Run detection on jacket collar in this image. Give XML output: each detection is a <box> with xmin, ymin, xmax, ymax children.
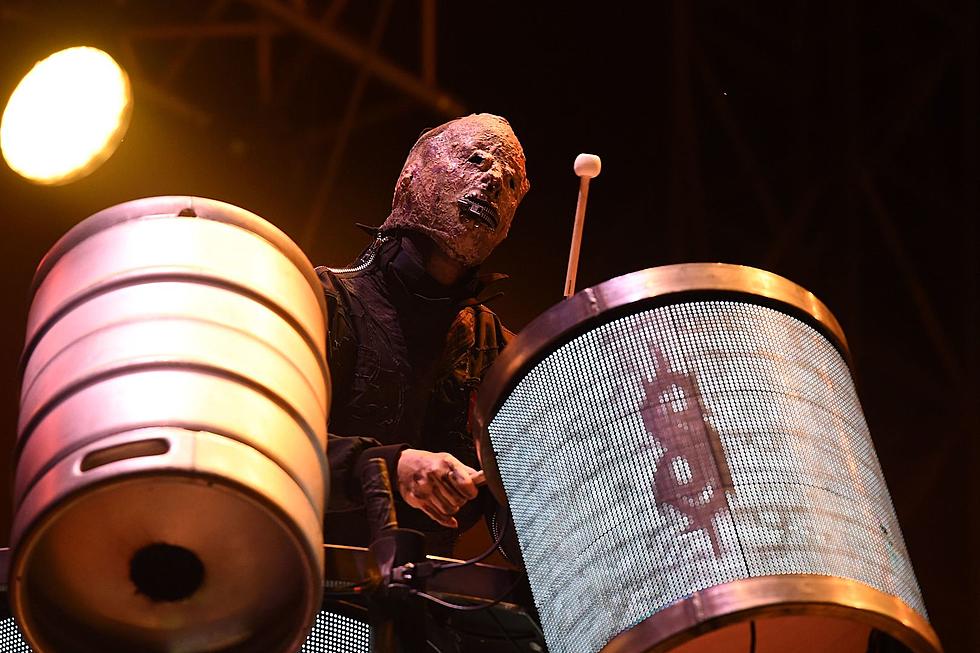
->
<box><xmin>356</xmin><ymin>228</ymin><xmax>507</xmax><ymax>308</ymax></box>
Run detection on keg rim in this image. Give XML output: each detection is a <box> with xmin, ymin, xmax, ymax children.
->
<box><xmin>30</xmin><ymin>196</ymin><xmax>325</xmax><ymax>319</ymax></box>
<box><xmin>9</xmin><ymin>468</ymin><xmax>323</xmax><ymax>653</ymax></box>
<box><xmin>599</xmin><ymin>573</ymin><xmax>942</xmax><ymax>653</ymax></box>
<box><xmin>474</xmin><ymin>263</ymin><xmax>848</xmax><ymax>505</ymax></box>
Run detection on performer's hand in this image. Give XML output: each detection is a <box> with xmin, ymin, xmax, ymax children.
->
<box><xmin>396</xmin><ymin>449</ymin><xmax>480</xmax><ymax>528</ymax></box>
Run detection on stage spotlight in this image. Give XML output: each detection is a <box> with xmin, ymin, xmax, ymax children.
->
<box><xmin>1</xmin><ymin>46</ymin><xmax>132</xmax><ymax>186</ymax></box>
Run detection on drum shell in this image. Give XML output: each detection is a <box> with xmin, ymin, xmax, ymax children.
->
<box><xmin>12</xmin><ymin>196</ymin><xmax>329</xmax><ymax>653</ymax></box>
<box><xmin>474</xmin><ymin>264</ymin><xmax>942</xmax><ymax>653</ymax></box>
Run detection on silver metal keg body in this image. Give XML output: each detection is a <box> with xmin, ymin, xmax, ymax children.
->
<box><xmin>12</xmin><ymin>197</ymin><xmax>329</xmax><ymax>653</ymax></box>
<box><xmin>475</xmin><ymin>264</ymin><xmax>942</xmax><ymax>653</ymax></box>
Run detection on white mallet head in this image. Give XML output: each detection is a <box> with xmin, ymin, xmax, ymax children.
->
<box><xmin>574</xmin><ymin>153</ymin><xmax>602</xmax><ymax>179</ymax></box>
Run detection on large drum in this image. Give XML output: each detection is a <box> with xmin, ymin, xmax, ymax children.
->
<box><xmin>11</xmin><ymin>197</ymin><xmax>329</xmax><ymax>652</ymax></box>
<box><xmin>474</xmin><ymin>264</ymin><xmax>942</xmax><ymax>653</ymax></box>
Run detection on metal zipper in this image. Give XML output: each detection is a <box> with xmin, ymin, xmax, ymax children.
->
<box><xmin>321</xmin><ymin>235</ymin><xmax>389</xmax><ymax>276</ymax></box>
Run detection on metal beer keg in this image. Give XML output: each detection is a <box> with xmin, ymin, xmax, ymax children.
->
<box><xmin>474</xmin><ymin>264</ymin><xmax>942</xmax><ymax>653</ymax></box>
<box><xmin>11</xmin><ymin>197</ymin><xmax>329</xmax><ymax>653</ymax></box>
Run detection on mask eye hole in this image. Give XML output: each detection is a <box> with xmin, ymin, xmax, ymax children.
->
<box><xmin>508</xmin><ymin>177</ymin><xmax>516</xmax><ymax>190</ymax></box>
<box><xmin>468</xmin><ymin>152</ymin><xmax>484</xmax><ymax>165</ymax></box>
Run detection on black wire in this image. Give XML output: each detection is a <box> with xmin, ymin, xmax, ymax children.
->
<box><xmin>408</xmin><ymin>573</ymin><xmax>525</xmax><ymax>612</ymax></box>
<box><xmin>527</xmin><ymin>615</ymin><xmax>545</xmax><ymax>642</ymax></box>
<box><xmin>435</xmin><ymin>509</ymin><xmax>512</xmax><ymax>572</ymax></box>
<box><xmin>526</xmin><ymin>614</ymin><xmax>546</xmax><ymax>642</ymax></box>
<box><xmin>325</xmin><ymin>509</ymin><xmax>511</xmax><ymax>598</ymax></box>
<box><xmin>749</xmin><ymin>620</ymin><xmax>756</xmax><ymax>653</ymax></box>
<box><xmin>432</xmin><ymin>624</ymin><xmax>536</xmax><ymax>643</ymax></box>
<box><xmin>329</xmin><ymin>598</ymin><xmax>370</xmax><ymax>615</ymax></box>
<box><xmin>487</xmin><ymin>604</ymin><xmax>524</xmax><ymax>653</ymax></box>
<box><xmin>322</xmin><ymin>580</ymin><xmax>375</xmax><ymax>597</ymax></box>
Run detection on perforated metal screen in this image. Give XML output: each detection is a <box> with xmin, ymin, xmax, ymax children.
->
<box><xmin>300</xmin><ymin>611</ymin><xmax>372</xmax><ymax>652</ymax></box>
<box><xmin>0</xmin><ymin>618</ymin><xmax>29</xmax><ymax>653</ymax></box>
<box><xmin>0</xmin><ymin>610</ymin><xmax>372</xmax><ymax>652</ymax></box>
<box><xmin>488</xmin><ymin>300</ymin><xmax>926</xmax><ymax>653</ymax></box>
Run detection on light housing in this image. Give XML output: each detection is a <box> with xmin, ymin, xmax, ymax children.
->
<box><xmin>1</xmin><ymin>46</ymin><xmax>132</xmax><ymax>185</ymax></box>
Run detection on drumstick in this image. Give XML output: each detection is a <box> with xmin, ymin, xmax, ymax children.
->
<box><xmin>564</xmin><ymin>153</ymin><xmax>602</xmax><ymax>298</ymax></box>
<box><xmin>472</xmin><ymin>470</ymin><xmax>486</xmax><ymax>487</ymax></box>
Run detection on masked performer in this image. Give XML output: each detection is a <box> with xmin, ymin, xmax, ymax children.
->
<box><xmin>319</xmin><ymin>113</ymin><xmax>529</xmax><ymax>555</ymax></box>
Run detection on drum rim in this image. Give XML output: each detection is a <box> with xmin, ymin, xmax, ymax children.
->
<box><xmin>597</xmin><ymin>573</ymin><xmax>942</xmax><ymax>653</ymax></box>
<box><xmin>474</xmin><ymin>263</ymin><xmax>848</xmax><ymax>505</ymax></box>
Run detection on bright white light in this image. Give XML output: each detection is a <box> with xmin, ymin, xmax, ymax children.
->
<box><xmin>1</xmin><ymin>46</ymin><xmax>132</xmax><ymax>185</ymax></box>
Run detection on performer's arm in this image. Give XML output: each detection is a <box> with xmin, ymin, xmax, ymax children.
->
<box><xmin>320</xmin><ymin>271</ymin><xmax>478</xmax><ymax>525</ymax></box>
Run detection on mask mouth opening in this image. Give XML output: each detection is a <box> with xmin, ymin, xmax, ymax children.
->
<box><xmin>457</xmin><ymin>196</ymin><xmax>500</xmax><ymax>230</ymax></box>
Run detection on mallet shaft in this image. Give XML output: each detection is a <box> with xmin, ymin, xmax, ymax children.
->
<box><xmin>564</xmin><ymin>176</ymin><xmax>592</xmax><ymax>298</ymax></box>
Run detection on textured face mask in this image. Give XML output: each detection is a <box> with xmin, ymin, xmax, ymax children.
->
<box><xmin>381</xmin><ymin>113</ymin><xmax>530</xmax><ymax>267</ymax></box>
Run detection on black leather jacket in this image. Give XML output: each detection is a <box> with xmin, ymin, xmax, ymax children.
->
<box><xmin>317</xmin><ymin>234</ymin><xmax>510</xmax><ymax>555</ymax></box>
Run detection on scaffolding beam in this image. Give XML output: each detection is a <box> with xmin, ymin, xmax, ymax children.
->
<box><xmin>242</xmin><ymin>0</ymin><xmax>464</xmax><ymax>117</ymax></box>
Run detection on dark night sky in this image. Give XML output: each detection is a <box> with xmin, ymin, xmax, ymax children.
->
<box><xmin>0</xmin><ymin>2</ymin><xmax>976</xmax><ymax>651</ymax></box>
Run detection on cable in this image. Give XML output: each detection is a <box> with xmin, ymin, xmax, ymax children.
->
<box><xmin>487</xmin><ymin>604</ymin><xmax>524</xmax><ymax>653</ymax></box>
<box><xmin>322</xmin><ymin>579</ymin><xmax>375</xmax><ymax>597</ymax></box>
<box><xmin>433</xmin><ymin>624</ymin><xmax>536</xmax><ymax>643</ymax></box>
<box><xmin>331</xmin><ymin>599</ymin><xmax>370</xmax><ymax>615</ymax></box>
<box><xmin>408</xmin><ymin>573</ymin><xmax>525</xmax><ymax>612</ymax></box>
<box><xmin>525</xmin><ymin>613</ymin><xmax>546</xmax><ymax>642</ymax></box>
<box><xmin>435</xmin><ymin>509</ymin><xmax>512</xmax><ymax>572</ymax></box>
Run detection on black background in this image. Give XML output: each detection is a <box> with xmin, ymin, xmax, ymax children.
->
<box><xmin>0</xmin><ymin>2</ymin><xmax>975</xmax><ymax>651</ymax></box>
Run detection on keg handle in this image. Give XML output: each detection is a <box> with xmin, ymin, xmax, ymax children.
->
<box><xmin>79</xmin><ymin>438</ymin><xmax>171</xmax><ymax>472</ymax></box>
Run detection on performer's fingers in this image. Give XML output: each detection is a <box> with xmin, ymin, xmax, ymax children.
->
<box><xmin>406</xmin><ymin>484</ymin><xmax>457</xmax><ymax>528</ymax></box>
<box><xmin>445</xmin><ymin>467</ymin><xmax>480</xmax><ymax>501</ymax></box>
<box><xmin>440</xmin><ymin>468</ymin><xmax>469</xmax><ymax>502</ymax></box>
<box><xmin>420</xmin><ymin>502</ymin><xmax>458</xmax><ymax>529</ymax></box>
<box><xmin>427</xmin><ymin>480</ymin><xmax>463</xmax><ymax>516</ymax></box>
